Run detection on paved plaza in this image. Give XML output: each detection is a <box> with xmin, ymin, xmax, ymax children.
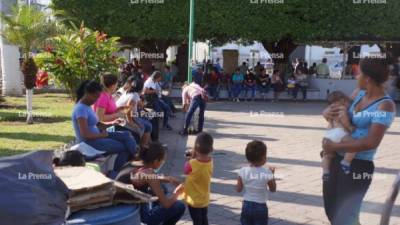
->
<box><xmin>159</xmin><ymin>100</ymin><xmax>400</xmax><ymax>225</ymax></box>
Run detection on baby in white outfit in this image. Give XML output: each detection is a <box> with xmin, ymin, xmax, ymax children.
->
<box><xmin>322</xmin><ymin>91</ymin><xmax>355</xmax><ymax>179</ymax></box>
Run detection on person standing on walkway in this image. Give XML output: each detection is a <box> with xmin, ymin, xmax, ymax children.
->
<box><xmin>236</xmin><ymin>140</ymin><xmax>276</xmax><ymax>225</ymax></box>
<box><xmin>179</xmin><ymin>82</ymin><xmax>208</xmax><ymax>136</ymax></box>
<box><xmin>322</xmin><ymin>57</ymin><xmax>396</xmax><ymax>225</ymax></box>
<box><xmin>182</xmin><ymin>132</ymin><xmax>214</xmax><ymax>225</ymax></box>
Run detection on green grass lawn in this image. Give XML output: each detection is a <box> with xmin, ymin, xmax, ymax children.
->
<box><xmin>0</xmin><ymin>93</ymin><xmax>75</xmax><ymax>157</ymax></box>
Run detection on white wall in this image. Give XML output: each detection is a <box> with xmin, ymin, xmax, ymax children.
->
<box><xmin>1</xmin><ymin>42</ymin><xmax>23</xmax><ymax>96</ymax></box>
<box><xmin>1</xmin><ymin>0</ymin><xmax>23</xmax><ymax>96</ymax></box>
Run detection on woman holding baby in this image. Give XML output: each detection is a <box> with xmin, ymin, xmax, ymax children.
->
<box><xmin>322</xmin><ymin>57</ymin><xmax>396</xmax><ymax>225</ymax></box>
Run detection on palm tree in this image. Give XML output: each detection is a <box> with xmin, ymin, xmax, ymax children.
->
<box><xmin>1</xmin><ymin>4</ymin><xmax>55</xmax><ymax>124</ymax></box>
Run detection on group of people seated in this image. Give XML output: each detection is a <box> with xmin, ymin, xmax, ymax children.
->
<box><xmin>70</xmin><ymin>69</ymin><xmax>188</xmax><ymax>224</ymax></box>
<box><xmin>192</xmin><ymin>60</ymin><xmax>311</xmax><ymax>102</ymax></box>
<box><xmin>71</xmin><ymin>69</ymin><xmax>178</xmax><ymax>172</ymax></box>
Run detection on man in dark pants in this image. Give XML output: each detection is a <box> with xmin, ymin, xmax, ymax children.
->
<box><xmin>179</xmin><ymin>82</ymin><xmax>207</xmax><ymax>135</ymax></box>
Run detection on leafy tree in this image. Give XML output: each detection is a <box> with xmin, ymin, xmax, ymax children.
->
<box><xmin>1</xmin><ymin>4</ymin><xmax>56</xmax><ymax>124</ymax></box>
<box><xmin>34</xmin><ymin>23</ymin><xmax>126</xmax><ymax>99</ymax></box>
<box><xmin>52</xmin><ymin>0</ymin><xmax>400</xmax><ymax>76</ymax></box>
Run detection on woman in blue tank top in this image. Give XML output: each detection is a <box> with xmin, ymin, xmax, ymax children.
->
<box><xmin>322</xmin><ymin>57</ymin><xmax>396</xmax><ymax>225</ymax></box>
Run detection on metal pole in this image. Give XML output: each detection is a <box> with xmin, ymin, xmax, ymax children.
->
<box><xmin>208</xmin><ymin>40</ymin><xmax>212</xmax><ymax>62</ymax></box>
<box><xmin>187</xmin><ymin>0</ymin><xmax>195</xmax><ymax>83</ymax></box>
<box><xmin>380</xmin><ymin>172</ymin><xmax>400</xmax><ymax>225</ymax></box>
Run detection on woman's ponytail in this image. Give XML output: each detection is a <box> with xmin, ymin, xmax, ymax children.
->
<box><xmin>76</xmin><ymin>80</ymin><xmax>90</xmax><ymax>102</ymax></box>
<box><xmin>75</xmin><ymin>80</ymin><xmax>103</xmax><ymax>103</ymax></box>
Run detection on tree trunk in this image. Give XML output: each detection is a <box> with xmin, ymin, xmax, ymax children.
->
<box><xmin>383</xmin><ymin>43</ymin><xmax>400</xmax><ymax>64</ymax></box>
<box><xmin>21</xmin><ymin>58</ymin><xmax>37</xmax><ymax>124</ymax></box>
<box><xmin>26</xmin><ymin>89</ymin><xmax>33</xmax><ymax>124</ymax></box>
<box><xmin>176</xmin><ymin>43</ymin><xmax>188</xmax><ymax>82</ymax></box>
<box><xmin>261</xmin><ymin>37</ymin><xmax>297</xmax><ymax>78</ymax></box>
<box><xmin>121</xmin><ymin>38</ymin><xmax>171</xmax><ymax>74</ymax></box>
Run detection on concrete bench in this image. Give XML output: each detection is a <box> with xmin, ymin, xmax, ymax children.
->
<box><xmin>169</xmin><ymin>87</ymin><xmax>322</xmax><ymax>100</ymax></box>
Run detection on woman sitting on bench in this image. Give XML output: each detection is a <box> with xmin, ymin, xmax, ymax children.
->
<box><xmin>94</xmin><ymin>72</ymin><xmax>142</xmax><ymax>143</ymax></box>
<box><xmin>116</xmin><ymin>76</ymin><xmax>153</xmax><ymax>147</ymax></box>
<box><xmin>72</xmin><ymin>80</ymin><xmax>137</xmax><ymax>175</ymax></box>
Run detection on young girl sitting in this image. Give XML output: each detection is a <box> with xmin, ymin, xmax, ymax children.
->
<box><xmin>181</xmin><ymin>132</ymin><xmax>214</xmax><ymax>225</ymax></box>
<box><xmin>322</xmin><ymin>91</ymin><xmax>355</xmax><ymax>180</ymax></box>
<box><xmin>236</xmin><ymin>140</ymin><xmax>276</xmax><ymax>225</ymax></box>
<box><xmin>130</xmin><ymin>142</ymin><xmax>185</xmax><ymax>225</ymax></box>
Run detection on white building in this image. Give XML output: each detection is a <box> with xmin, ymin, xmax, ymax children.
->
<box><xmin>1</xmin><ymin>0</ymin><xmax>23</xmax><ymax>96</ymax></box>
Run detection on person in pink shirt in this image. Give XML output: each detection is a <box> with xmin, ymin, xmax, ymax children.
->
<box><xmin>93</xmin><ymin>73</ymin><xmax>128</xmax><ymax>123</ymax></box>
<box><xmin>94</xmin><ymin>73</ymin><xmax>141</xmax><ymax>143</ymax></box>
<box><xmin>179</xmin><ymin>82</ymin><xmax>208</xmax><ymax>136</ymax></box>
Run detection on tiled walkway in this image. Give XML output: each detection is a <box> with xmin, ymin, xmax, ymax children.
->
<box><xmin>160</xmin><ymin>100</ymin><xmax>400</xmax><ymax>225</ymax></box>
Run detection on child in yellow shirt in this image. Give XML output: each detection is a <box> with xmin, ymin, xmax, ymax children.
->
<box><xmin>181</xmin><ymin>132</ymin><xmax>214</xmax><ymax>225</ymax></box>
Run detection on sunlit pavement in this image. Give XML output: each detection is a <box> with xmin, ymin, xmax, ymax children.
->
<box><xmin>160</xmin><ymin>100</ymin><xmax>400</xmax><ymax>225</ymax></box>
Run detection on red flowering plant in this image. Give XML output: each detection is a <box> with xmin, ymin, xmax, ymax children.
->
<box><xmin>35</xmin><ymin>23</ymin><xmax>125</xmax><ymax>99</ymax></box>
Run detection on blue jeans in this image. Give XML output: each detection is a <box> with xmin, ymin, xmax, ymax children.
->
<box><xmin>220</xmin><ymin>83</ymin><xmax>232</xmax><ymax>99</ymax></box>
<box><xmin>258</xmin><ymin>85</ymin><xmax>270</xmax><ymax>95</ymax></box>
<box><xmin>207</xmin><ymin>84</ymin><xmax>219</xmax><ymax>100</ymax></box>
<box><xmin>140</xmin><ymin>200</ymin><xmax>185</xmax><ymax>225</ymax></box>
<box><xmin>136</xmin><ymin>117</ymin><xmax>152</xmax><ymax>133</ymax></box>
<box><xmin>232</xmin><ymin>83</ymin><xmax>243</xmax><ymax>98</ymax></box>
<box><xmin>244</xmin><ymin>84</ymin><xmax>256</xmax><ymax>99</ymax></box>
<box><xmin>153</xmin><ymin>98</ymin><xmax>171</xmax><ymax>126</ymax></box>
<box><xmin>323</xmin><ymin>154</ymin><xmax>374</xmax><ymax>225</ymax></box>
<box><xmin>293</xmin><ymin>84</ymin><xmax>307</xmax><ymax>100</ymax></box>
<box><xmin>241</xmin><ymin>201</ymin><xmax>269</xmax><ymax>225</ymax></box>
<box><xmin>184</xmin><ymin>95</ymin><xmax>206</xmax><ymax>132</ymax></box>
<box><xmin>84</xmin><ymin>131</ymin><xmax>137</xmax><ymax>172</ymax></box>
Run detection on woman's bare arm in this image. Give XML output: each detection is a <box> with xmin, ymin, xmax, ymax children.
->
<box><xmin>323</xmin><ymin>101</ymin><xmax>395</xmax><ymax>153</ymax></box>
<box><xmin>96</xmin><ymin>107</ymin><xmax>121</xmax><ymax>123</ymax></box>
<box><xmin>77</xmin><ymin>118</ymin><xmax>108</xmax><ymax>140</ymax></box>
<box><xmin>147</xmin><ymin>177</ymin><xmax>182</xmax><ymax>209</ymax></box>
<box><xmin>324</xmin><ymin>124</ymin><xmax>387</xmax><ymax>153</ymax></box>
